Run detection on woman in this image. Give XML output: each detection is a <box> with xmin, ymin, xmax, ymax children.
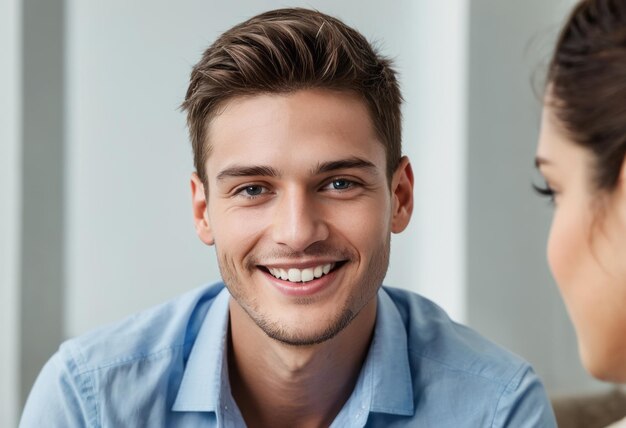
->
<box><xmin>535</xmin><ymin>0</ymin><xmax>626</xmax><ymax>412</ymax></box>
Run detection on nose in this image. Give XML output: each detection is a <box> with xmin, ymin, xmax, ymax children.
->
<box><xmin>271</xmin><ymin>187</ymin><xmax>329</xmax><ymax>252</ymax></box>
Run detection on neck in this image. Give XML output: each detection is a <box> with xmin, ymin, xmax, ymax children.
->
<box><xmin>228</xmin><ymin>298</ymin><xmax>377</xmax><ymax>428</ymax></box>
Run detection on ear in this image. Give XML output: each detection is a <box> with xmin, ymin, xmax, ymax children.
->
<box><xmin>611</xmin><ymin>155</ymin><xmax>626</xmax><ymax>227</ymax></box>
<box><xmin>390</xmin><ymin>156</ymin><xmax>414</xmax><ymax>233</ymax></box>
<box><xmin>191</xmin><ymin>173</ymin><xmax>214</xmax><ymax>246</ymax></box>
<box><xmin>620</xmin><ymin>155</ymin><xmax>626</xmax><ymax>194</ymax></box>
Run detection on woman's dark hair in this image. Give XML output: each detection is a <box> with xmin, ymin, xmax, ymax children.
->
<box><xmin>548</xmin><ymin>0</ymin><xmax>626</xmax><ymax>191</ymax></box>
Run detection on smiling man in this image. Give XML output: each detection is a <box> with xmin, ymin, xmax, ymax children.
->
<box><xmin>20</xmin><ymin>8</ymin><xmax>556</xmax><ymax>428</ymax></box>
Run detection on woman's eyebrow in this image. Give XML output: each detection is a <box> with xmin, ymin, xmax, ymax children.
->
<box><xmin>535</xmin><ymin>156</ymin><xmax>552</xmax><ymax>169</ymax></box>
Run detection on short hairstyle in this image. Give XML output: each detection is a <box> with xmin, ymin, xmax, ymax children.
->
<box><xmin>182</xmin><ymin>8</ymin><xmax>402</xmax><ymax>185</ymax></box>
<box><xmin>548</xmin><ymin>0</ymin><xmax>626</xmax><ymax>192</ymax></box>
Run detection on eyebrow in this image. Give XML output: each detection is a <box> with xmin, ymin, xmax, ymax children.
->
<box><xmin>311</xmin><ymin>157</ymin><xmax>377</xmax><ymax>175</ymax></box>
<box><xmin>216</xmin><ymin>165</ymin><xmax>279</xmax><ymax>181</ymax></box>
<box><xmin>216</xmin><ymin>157</ymin><xmax>378</xmax><ymax>182</ymax></box>
<box><xmin>534</xmin><ymin>156</ymin><xmax>551</xmax><ymax>169</ymax></box>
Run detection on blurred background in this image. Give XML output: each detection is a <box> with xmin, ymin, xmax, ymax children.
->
<box><xmin>1</xmin><ymin>0</ymin><xmax>612</xmax><ymax>425</ymax></box>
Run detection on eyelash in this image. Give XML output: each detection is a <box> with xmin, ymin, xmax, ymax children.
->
<box><xmin>532</xmin><ymin>182</ymin><xmax>555</xmax><ymax>203</ymax></box>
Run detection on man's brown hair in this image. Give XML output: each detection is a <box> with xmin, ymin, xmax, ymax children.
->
<box><xmin>182</xmin><ymin>8</ymin><xmax>402</xmax><ymax>185</ymax></box>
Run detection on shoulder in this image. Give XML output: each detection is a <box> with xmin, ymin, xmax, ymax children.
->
<box><xmin>20</xmin><ymin>282</ymin><xmax>228</xmax><ymax>427</ymax></box>
<box><xmin>62</xmin><ymin>281</ymin><xmax>227</xmax><ymax>373</ymax></box>
<box><xmin>381</xmin><ymin>286</ymin><xmax>556</xmax><ymax>426</ymax></box>
<box><xmin>383</xmin><ymin>285</ymin><xmax>526</xmax><ymax>382</ymax></box>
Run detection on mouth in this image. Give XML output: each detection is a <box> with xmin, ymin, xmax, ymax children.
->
<box><xmin>259</xmin><ymin>261</ymin><xmax>345</xmax><ymax>284</ymax></box>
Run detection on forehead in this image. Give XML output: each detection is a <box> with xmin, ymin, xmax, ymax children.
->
<box><xmin>537</xmin><ymin>105</ymin><xmax>600</xmax><ymax>192</ymax></box>
<box><xmin>205</xmin><ymin>89</ymin><xmax>384</xmax><ymax>170</ymax></box>
<box><xmin>537</xmin><ymin>106</ymin><xmax>573</xmax><ymax>158</ymax></box>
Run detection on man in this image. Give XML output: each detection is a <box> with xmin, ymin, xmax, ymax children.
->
<box><xmin>21</xmin><ymin>8</ymin><xmax>556</xmax><ymax>427</ymax></box>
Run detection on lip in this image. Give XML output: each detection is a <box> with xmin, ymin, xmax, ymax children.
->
<box><xmin>259</xmin><ymin>264</ymin><xmax>340</xmax><ymax>297</ymax></box>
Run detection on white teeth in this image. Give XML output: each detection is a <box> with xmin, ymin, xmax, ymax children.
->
<box><xmin>267</xmin><ymin>263</ymin><xmax>336</xmax><ymax>283</ymax></box>
<box><xmin>301</xmin><ymin>268</ymin><xmax>314</xmax><ymax>282</ymax></box>
<box><xmin>314</xmin><ymin>266</ymin><xmax>323</xmax><ymax>278</ymax></box>
<box><xmin>288</xmin><ymin>268</ymin><xmax>301</xmax><ymax>282</ymax></box>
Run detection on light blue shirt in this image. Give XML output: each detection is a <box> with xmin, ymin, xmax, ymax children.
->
<box><xmin>20</xmin><ymin>283</ymin><xmax>556</xmax><ymax>427</ymax></box>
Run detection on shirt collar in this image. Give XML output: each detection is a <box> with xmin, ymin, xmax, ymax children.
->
<box><xmin>171</xmin><ymin>286</ymin><xmax>414</xmax><ymax>418</ymax></box>
<box><xmin>172</xmin><ymin>287</ymin><xmax>231</xmax><ymax>412</ymax></box>
<box><xmin>329</xmin><ymin>288</ymin><xmax>415</xmax><ymax>427</ymax></box>
<box><xmin>366</xmin><ymin>287</ymin><xmax>414</xmax><ymax>415</ymax></box>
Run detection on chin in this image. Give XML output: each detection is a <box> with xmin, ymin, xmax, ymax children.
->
<box><xmin>580</xmin><ymin>341</ymin><xmax>626</xmax><ymax>383</ymax></box>
<box><xmin>261</xmin><ymin>309</ymin><xmax>355</xmax><ymax>347</ymax></box>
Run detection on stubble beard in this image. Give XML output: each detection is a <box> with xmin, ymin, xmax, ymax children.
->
<box><xmin>217</xmin><ymin>239</ymin><xmax>390</xmax><ymax>347</ymax></box>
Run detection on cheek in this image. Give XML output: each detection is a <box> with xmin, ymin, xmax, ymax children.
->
<box><xmin>209</xmin><ymin>206</ymin><xmax>267</xmax><ymax>252</ymax></box>
<box><xmin>546</xmin><ymin>201</ymin><xmax>604</xmax><ymax>354</ymax></box>
<box><xmin>546</xmin><ymin>206</ymin><xmax>592</xmax><ymax>293</ymax></box>
<box><xmin>546</xmin><ymin>211</ymin><xmax>568</xmax><ymax>288</ymax></box>
<box><xmin>548</xmin><ymin>205</ymin><xmax>626</xmax><ymax>380</ymax></box>
<box><xmin>338</xmin><ymin>198</ymin><xmax>391</xmax><ymax>241</ymax></box>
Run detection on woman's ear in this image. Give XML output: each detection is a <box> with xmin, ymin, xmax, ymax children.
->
<box><xmin>620</xmin><ymin>155</ymin><xmax>626</xmax><ymax>193</ymax></box>
<box><xmin>611</xmin><ymin>155</ymin><xmax>626</xmax><ymax>227</ymax></box>
<box><xmin>191</xmin><ymin>173</ymin><xmax>214</xmax><ymax>246</ymax></box>
<box><xmin>390</xmin><ymin>156</ymin><xmax>414</xmax><ymax>233</ymax></box>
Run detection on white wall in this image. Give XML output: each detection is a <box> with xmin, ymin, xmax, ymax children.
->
<box><xmin>397</xmin><ymin>1</ymin><xmax>468</xmax><ymax>322</ymax></box>
<box><xmin>0</xmin><ymin>0</ymin><xmax>21</xmax><ymax>425</ymax></box>
<box><xmin>65</xmin><ymin>0</ymin><xmax>468</xmax><ymax>335</ymax></box>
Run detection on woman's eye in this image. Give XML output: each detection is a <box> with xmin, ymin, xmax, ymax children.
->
<box><xmin>532</xmin><ymin>182</ymin><xmax>556</xmax><ymax>203</ymax></box>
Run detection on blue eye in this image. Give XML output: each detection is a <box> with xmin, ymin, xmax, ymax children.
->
<box><xmin>236</xmin><ymin>185</ymin><xmax>267</xmax><ymax>199</ymax></box>
<box><xmin>330</xmin><ymin>179</ymin><xmax>352</xmax><ymax>190</ymax></box>
<box><xmin>244</xmin><ymin>185</ymin><xmax>263</xmax><ymax>195</ymax></box>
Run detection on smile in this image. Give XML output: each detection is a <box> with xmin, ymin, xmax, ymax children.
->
<box><xmin>266</xmin><ymin>263</ymin><xmax>336</xmax><ymax>283</ymax></box>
